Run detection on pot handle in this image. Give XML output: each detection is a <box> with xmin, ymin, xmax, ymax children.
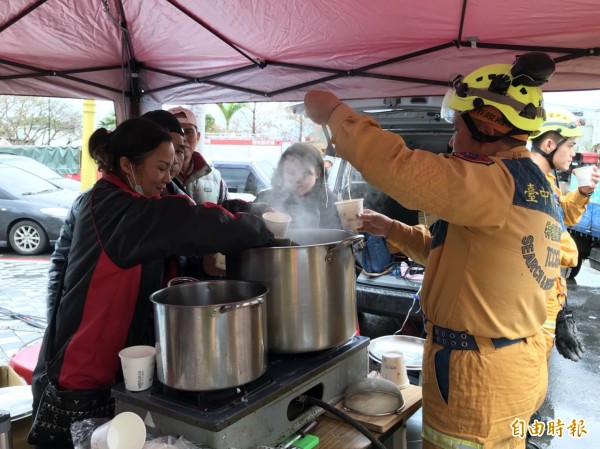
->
<box><xmin>325</xmin><ymin>234</ymin><xmax>365</xmax><ymax>262</ymax></box>
<box><xmin>167</xmin><ymin>276</ymin><xmax>200</xmax><ymax>287</ymax></box>
<box><xmin>212</xmin><ymin>297</ymin><xmax>264</xmax><ymax>315</ymax></box>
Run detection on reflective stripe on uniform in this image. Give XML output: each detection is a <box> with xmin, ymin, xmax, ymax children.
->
<box><xmin>422</xmin><ymin>424</ymin><xmax>484</xmax><ymax>449</ymax></box>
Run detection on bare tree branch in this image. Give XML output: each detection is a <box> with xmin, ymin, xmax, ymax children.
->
<box><xmin>0</xmin><ymin>95</ymin><xmax>82</xmax><ymax>145</ymax></box>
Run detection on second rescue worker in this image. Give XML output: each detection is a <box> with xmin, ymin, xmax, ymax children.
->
<box><xmin>530</xmin><ymin>108</ymin><xmax>597</xmax><ymax>362</ymax></box>
<box><xmin>304</xmin><ymin>52</ymin><xmax>562</xmax><ymax>448</ymax></box>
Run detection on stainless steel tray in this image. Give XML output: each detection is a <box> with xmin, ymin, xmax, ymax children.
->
<box><xmin>368</xmin><ymin>335</ymin><xmax>425</xmax><ymax>370</ymax></box>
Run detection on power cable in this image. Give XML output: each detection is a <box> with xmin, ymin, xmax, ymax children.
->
<box><xmin>296</xmin><ymin>395</ymin><xmax>387</xmax><ymax>449</ymax></box>
<box><xmin>0</xmin><ymin>307</ymin><xmax>47</xmax><ymax>329</ymax></box>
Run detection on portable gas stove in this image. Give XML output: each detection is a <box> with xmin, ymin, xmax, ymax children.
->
<box><xmin>113</xmin><ymin>336</ymin><xmax>369</xmax><ymax>449</ymax></box>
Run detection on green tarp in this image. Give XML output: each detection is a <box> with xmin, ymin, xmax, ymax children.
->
<box><xmin>0</xmin><ymin>146</ymin><xmax>80</xmax><ymax>175</ymax></box>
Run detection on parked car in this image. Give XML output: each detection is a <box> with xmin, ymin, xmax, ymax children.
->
<box><xmin>0</xmin><ymin>165</ymin><xmax>79</xmax><ymax>255</ymax></box>
<box><xmin>0</xmin><ymin>153</ymin><xmax>81</xmax><ymax>191</ymax></box>
<box><xmin>211</xmin><ymin>159</ymin><xmax>273</xmax><ymax>201</ymax></box>
<box><xmin>324</xmin><ymin>96</ymin><xmax>454</xmax><ymax>335</ymax></box>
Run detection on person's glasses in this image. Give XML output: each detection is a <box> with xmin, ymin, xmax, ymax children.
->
<box><xmin>183</xmin><ymin>126</ymin><xmax>197</xmax><ymax>136</ymax></box>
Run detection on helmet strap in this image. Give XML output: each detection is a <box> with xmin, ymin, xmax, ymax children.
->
<box><xmin>552</xmin><ymin>168</ymin><xmax>561</xmax><ymax>189</ymax></box>
<box><xmin>531</xmin><ymin>138</ymin><xmax>566</xmax><ymax>171</ymax></box>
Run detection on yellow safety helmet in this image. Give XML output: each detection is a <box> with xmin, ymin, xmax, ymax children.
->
<box><xmin>530</xmin><ymin>107</ymin><xmax>582</xmax><ymax>169</ymax></box>
<box><xmin>441</xmin><ymin>52</ymin><xmax>555</xmax><ymax>136</ymax></box>
<box><xmin>535</xmin><ymin>107</ymin><xmax>582</xmax><ymax>139</ymax></box>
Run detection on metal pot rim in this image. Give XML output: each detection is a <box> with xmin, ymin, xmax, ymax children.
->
<box><xmin>257</xmin><ymin>228</ymin><xmax>360</xmax><ymax>248</ymax></box>
<box><xmin>150</xmin><ymin>279</ymin><xmax>269</xmax><ymax>308</ymax></box>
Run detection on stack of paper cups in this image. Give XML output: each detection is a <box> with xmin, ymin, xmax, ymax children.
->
<box><xmin>380</xmin><ymin>351</ymin><xmax>410</xmax><ymax>389</ymax></box>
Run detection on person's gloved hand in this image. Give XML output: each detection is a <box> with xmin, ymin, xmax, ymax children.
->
<box><xmin>304</xmin><ymin>90</ymin><xmax>342</xmax><ymax>125</ymax></box>
<box><xmin>555</xmin><ymin>307</ymin><xmax>584</xmax><ymax>361</ymax></box>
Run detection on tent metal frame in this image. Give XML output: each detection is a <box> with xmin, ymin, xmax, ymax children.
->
<box><xmin>0</xmin><ymin>0</ymin><xmax>598</xmax><ymax>113</ymax></box>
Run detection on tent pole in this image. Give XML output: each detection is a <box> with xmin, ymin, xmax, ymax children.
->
<box><xmin>80</xmin><ymin>99</ymin><xmax>98</xmax><ymax>191</ymax></box>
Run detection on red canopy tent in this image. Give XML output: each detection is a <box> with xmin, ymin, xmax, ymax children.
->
<box><xmin>1</xmin><ymin>0</ymin><xmax>599</xmax><ymax>117</ymax></box>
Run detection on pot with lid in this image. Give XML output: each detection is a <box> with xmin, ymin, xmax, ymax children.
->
<box><xmin>150</xmin><ymin>279</ymin><xmax>268</xmax><ymax>391</ymax></box>
<box><xmin>227</xmin><ymin>229</ymin><xmax>364</xmax><ymax>353</ymax></box>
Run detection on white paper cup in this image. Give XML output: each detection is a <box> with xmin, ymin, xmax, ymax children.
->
<box><xmin>335</xmin><ymin>198</ymin><xmax>364</xmax><ymax>230</ymax></box>
<box><xmin>214</xmin><ymin>252</ymin><xmax>226</xmax><ymax>270</ymax></box>
<box><xmin>118</xmin><ymin>345</ymin><xmax>156</xmax><ymax>392</ymax></box>
<box><xmin>91</xmin><ymin>411</ymin><xmax>146</xmax><ymax>449</ymax></box>
<box><xmin>262</xmin><ymin>211</ymin><xmax>292</xmax><ymax>238</ymax></box>
<box><xmin>572</xmin><ymin>165</ymin><xmax>596</xmax><ymax>187</ymax></box>
<box><xmin>380</xmin><ymin>351</ymin><xmax>410</xmax><ymax>389</ymax></box>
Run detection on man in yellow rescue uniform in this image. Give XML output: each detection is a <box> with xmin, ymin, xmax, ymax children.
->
<box><xmin>526</xmin><ymin>108</ymin><xmax>598</xmax><ymax>448</ymax></box>
<box><xmin>305</xmin><ymin>52</ymin><xmax>562</xmax><ymax>449</ymax></box>
<box><xmin>530</xmin><ymin>108</ymin><xmax>598</xmax><ymax>361</ymax></box>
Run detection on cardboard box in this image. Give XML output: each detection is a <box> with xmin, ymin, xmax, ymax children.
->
<box><xmin>11</xmin><ymin>417</ymin><xmax>33</xmax><ymax>449</ymax></box>
<box><xmin>1</xmin><ymin>365</ymin><xmax>33</xmax><ymax>449</ymax></box>
<box><xmin>0</xmin><ymin>364</ymin><xmax>27</xmax><ymax>387</ymax></box>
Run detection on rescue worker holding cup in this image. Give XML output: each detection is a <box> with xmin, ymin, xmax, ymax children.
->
<box><xmin>526</xmin><ymin>108</ymin><xmax>598</xmax><ymax>448</ymax></box>
<box><xmin>304</xmin><ymin>52</ymin><xmax>562</xmax><ymax>448</ymax></box>
<box><xmin>530</xmin><ymin>108</ymin><xmax>598</xmax><ymax>362</ymax></box>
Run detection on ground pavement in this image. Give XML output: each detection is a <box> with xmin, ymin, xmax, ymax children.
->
<box><xmin>0</xmin><ymin>256</ymin><xmax>48</xmax><ymax>365</ymax></box>
<box><xmin>1</xmin><ymin>253</ymin><xmax>598</xmax><ymax>449</ymax></box>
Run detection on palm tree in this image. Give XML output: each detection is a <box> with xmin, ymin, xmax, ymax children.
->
<box><xmin>205</xmin><ymin>113</ymin><xmax>217</xmax><ymax>132</ymax></box>
<box><xmin>98</xmin><ymin>112</ymin><xmax>116</xmax><ymax>130</ymax></box>
<box><xmin>216</xmin><ymin>102</ymin><xmax>247</xmax><ymax>132</ymax></box>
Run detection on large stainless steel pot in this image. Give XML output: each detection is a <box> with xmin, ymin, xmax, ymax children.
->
<box><xmin>150</xmin><ymin>279</ymin><xmax>268</xmax><ymax>391</ymax></box>
<box><xmin>227</xmin><ymin>229</ymin><xmax>364</xmax><ymax>353</ymax></box>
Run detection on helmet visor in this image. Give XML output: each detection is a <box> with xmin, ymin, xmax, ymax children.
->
<box><xmin>441</xmin><ymin>88</ymin><xmax>458</xmax><ymax>124</ymax></box>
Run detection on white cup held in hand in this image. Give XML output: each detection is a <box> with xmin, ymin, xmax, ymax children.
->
<box><xmin>214</xmin><ymin>252</ymin><xmax>226</xmax><ymax>270</ymax></box>
<box><xmin>91</xmin><ymin>411</ymin><xmax>146</xmax><ymax>449</ymax></box>
<box><xmin>335</xmin><ymin>198</ymin><xmax>364</xmax><ymax>230</ymax></box>
<box><xmin>572</xmin><ymin>165</ymin><xmax>596</xmax><ymax>187</ymax></box>
<box><xmin>262</xmin><ymin>211</ymin><xmax>292</xmax><ymax>238</ymax></box>
<box><xmin>380</xmin><ymin>351</ymin><xmax>410</xmax><ymax>389</ymax></box>
<box><xmin>119</xmin><ymin>345</ymin><xmax>156</xmax><ymax>392</ymax></box>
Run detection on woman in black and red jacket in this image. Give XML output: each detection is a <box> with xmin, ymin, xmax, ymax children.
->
<box><xmin>30</xmin><ymin>118</ymin><xmax>274</xmax><ymax>448</ymax></box>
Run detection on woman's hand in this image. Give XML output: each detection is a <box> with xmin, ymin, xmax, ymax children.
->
<box><xmin>358</xmin><ymin>209</ymin><xmax>394</xmax><ymax>237</ymax></box>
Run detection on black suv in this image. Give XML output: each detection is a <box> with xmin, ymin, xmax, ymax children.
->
<box><xmin>325</xmin><ymin>96</ymin><xmax>454</xmax><ymax>336</ymax></box>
